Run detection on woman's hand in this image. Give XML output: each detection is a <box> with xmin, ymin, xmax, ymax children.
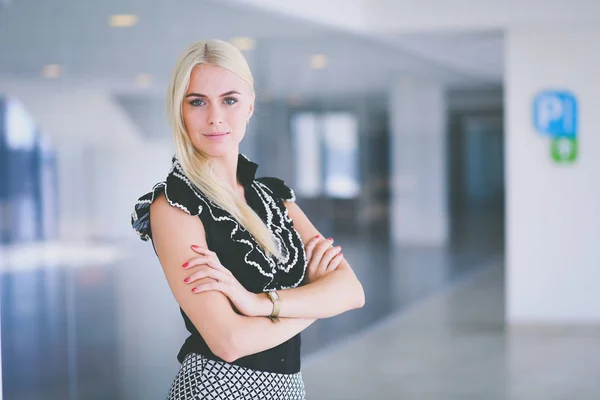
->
<box><xmin>304</xmin><ymin>235</ymin><xmax>344</xmax><ymax>284</ymax></box>
<box><xmin>183</xmin><ymin>245</ymin><xmax>268</xmax><ymax>317</ymax></box>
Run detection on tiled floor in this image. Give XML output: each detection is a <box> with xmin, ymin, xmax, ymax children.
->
<box><xmin>303</xmin><ymin>263</ymin><xmax>600</xmax><ymax>399</ymax></box>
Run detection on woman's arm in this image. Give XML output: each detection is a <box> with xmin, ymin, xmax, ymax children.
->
<box><xmin>253</xmin><ymin>201</ymin><xmax>365</xmax><ymax>319</ymax></box>
<box><xmin>150</xmin><ymin>194</ymin><xmax>315</xmax><ymax>363</ymax></box>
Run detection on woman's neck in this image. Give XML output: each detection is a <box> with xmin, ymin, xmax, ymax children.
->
<box><xmin>209</xmin><ymin>150</ymin><xmax>242</xmax><ymax>194</ymax></box>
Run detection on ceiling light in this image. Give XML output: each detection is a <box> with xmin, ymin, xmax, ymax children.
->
<box><xmin>310</xmin><ymin>54</ymin><xmax>327</xmax><ymax>69</ymax></box>
<box><xmin>42</xmin><ymin>64</ymin><xmax>61</xmax><ymax>79</ymax></box>
<box><xmin>230</xmin><ymin>37</ymin><xmax>256</xmax><ymax>51</ymax></box>
<box><xmin>109</xmin><ymin>14</ymin><xmax>138</xmax><ymax>28</ymax></box>
<box><xmin>135</xmin><ymin>73</ymin><xmax>152</xmax><ymax>88</ymax></box>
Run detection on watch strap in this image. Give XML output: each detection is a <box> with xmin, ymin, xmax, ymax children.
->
<box><xmin>266</xmin><ymin>291</ymin><xmax>281</xmax><ymax>320</ymax></box>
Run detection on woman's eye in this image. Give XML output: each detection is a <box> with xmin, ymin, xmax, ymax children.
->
<box><xmin>190</xmin><ymin>99</ymin><xmax>205</xmax><ymax>107</ymax></box>
<box><xmin>223</xmin><ymin>97</ymin><xmax>238</xmax><ymax>105</ymax></box>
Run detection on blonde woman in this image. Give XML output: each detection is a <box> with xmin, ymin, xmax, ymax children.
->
<box><xmin>131</xmin><ymin>39</ymin><xmax>365</xmax><ymax>399</ymax></box>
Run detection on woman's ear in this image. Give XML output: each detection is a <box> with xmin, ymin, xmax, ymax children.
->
<box><xmin>247</xmin><ymin>100</ymin><xmax>255</xmax><ymax>122</ymax></box>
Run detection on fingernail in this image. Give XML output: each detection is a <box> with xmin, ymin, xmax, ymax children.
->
<box><xmin>191</xmin><ymin>245</ymin><xmax>199</xmax><ymax>249</ymax></box>
<box><xmin>315</xmin><ymin>235</ymin><xmax>320</xmax><ymax>239</ymax></box>
<box><xmin>337</xmin><ymin>252</ymin><xmax>343</xmax><ymax>257</ymax></box>
<box><xmin>192</xmin><ymin>287</ymin><xmax>197</xmax><ymax>293</ymax></box>
<box><xmin>184</xmin><ymin>277</ymin><xmax>190</xmax><ymax>283</ymax></box>
<box><xmin>328</xmin><ymin>238</ymin><xmax>333</xmax><ymax>241</ymax></box>
<box><xmin>182</xmin><ymin>262</ymin><xmax>189</xmax><ymax>268</ymax></box>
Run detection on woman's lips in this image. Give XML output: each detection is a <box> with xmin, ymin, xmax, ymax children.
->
<box><xmin>203</xmin><ymin>132</ymin><xmax>229</xmax><ymax>140</ymax></box>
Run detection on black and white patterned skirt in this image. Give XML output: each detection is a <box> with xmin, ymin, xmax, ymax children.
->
<box><xmin>167</xmin><ymin>353</ymin><xmax>306</xmax><ymax>400</ymax></box>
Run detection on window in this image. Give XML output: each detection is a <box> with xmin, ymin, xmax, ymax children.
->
<box><xmin>291</xmin><ymin>111</ymin><xmax>359</xmax><ymax>199</ymax></box>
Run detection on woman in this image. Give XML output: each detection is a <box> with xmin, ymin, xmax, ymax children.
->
<box><xmin>131</xmin><ymin>39</ymin><xmax>365</xmax><ymax>399</ymax></box>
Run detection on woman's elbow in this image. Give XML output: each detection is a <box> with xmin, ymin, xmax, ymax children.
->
<box><xmin>353</xmin><ymin>282</ymin><xmax>366</xmax><ymax>309</ymax></box>
<box><xmin>215</xmin><ymin>348</ymin><xmax>240</xmax><ymax>364</ymax></box>
<box><xmin>343</xmin><ymin>275</ymin><xmax>365</xmax><ymax>311</ymax></box>
<box><xmin>339</xmin><ymin>266</ymin><xmax>365</xmax><ymax>309</ymax></box>
<box><xmin>340</xmin><ymin>270</ymin><xmax>365</xmax><ymax>311</ymax></box>
<box><xmin>211</xmin><ymin>342</ymin><xmax>241</xmax><ymax>363</ymax></box>
<box><xmin>206</xmin><ymin>331</ymin><xmax>243</xmax><ymax>363</ymax></box>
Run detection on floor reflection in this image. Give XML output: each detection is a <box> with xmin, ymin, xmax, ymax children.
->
<box><xmin>1</xmin><ymin>209</ymin><xmax>503</xmax><ymax>400</ymax></box>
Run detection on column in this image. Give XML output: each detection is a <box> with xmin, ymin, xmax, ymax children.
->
<box><xmin>506</xmin><ymin>27</ymin><xmax>600</xmax><ymax>323</ymax></box>
<box><xmin>389</xmin><ymin>76</ymin><xmax>449</xmax><ymax>246</ymax></box>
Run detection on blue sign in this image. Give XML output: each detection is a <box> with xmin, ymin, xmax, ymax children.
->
<box><xmin>533</xmin><ymin>90</ymin><xmax>577</xmax><ymax>137</ymax></box>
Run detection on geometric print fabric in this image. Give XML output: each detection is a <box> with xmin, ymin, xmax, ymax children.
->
<box><xmin>167</xmin><ymin>353</ymin><xmax>306</xmax><ymax>399</ymax></box>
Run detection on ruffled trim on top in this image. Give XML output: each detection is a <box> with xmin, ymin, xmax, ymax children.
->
<box><xmin>255</xmin><ymin>177</ymin><xmax>296</xmax><ymax>202</ymax></box>
<box><xmin>131</xmin><ymin>161</ymin><xmax>204</xmax><ymax>241</ymax></box>
<box><xmin>130</xmin><ymin>156</ymin><xmax>305</xmax><ymax>291</ymax></box>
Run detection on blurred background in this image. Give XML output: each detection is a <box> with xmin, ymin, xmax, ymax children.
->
<box><xmin>1</xmin><ymin>0</ymin><xmax>599</xmax><ymax>399</ymax></box>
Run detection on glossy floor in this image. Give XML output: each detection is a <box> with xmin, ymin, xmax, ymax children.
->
<box><xmin>1</xmin><ymin>210</ymin><xmax>504</xmax><ymax>399</ymax></box>
<box><xmin>303</xmin><ymin>264</ymin><xmax>600</xmax><ymax>399</ymax></box>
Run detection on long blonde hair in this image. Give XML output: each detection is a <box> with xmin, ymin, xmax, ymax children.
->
<box><xmin>166</xmin><ymin>39</ymin><xmax>281</xmax><ymax>258</ymax></box>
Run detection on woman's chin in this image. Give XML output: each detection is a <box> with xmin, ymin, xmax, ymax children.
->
<box><xmin>193</xmin><ymin>142</ymin><xmax>239</xmax><ymax>158</ymax></box>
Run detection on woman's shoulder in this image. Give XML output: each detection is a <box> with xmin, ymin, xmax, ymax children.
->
<box><xmin>236</xmin><ymin>153</ymin><xmax>295</xmax><ymax>203</ymax></box>
<box><xmin>254</xmin><ymin>176</ymin><xmax>296</xmax><ymax>203</ymax></box>
<box><xmin>131</xmin><ymin>157</ymin><xmax>206</xmax><ymax>241</ymax></box>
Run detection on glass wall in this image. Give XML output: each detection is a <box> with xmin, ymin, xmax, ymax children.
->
<box><xmin>0</xmin><ymin>97</ymin><xmax>58</xmax><ymax>245</ymax></box>
<box><xmin>292</xmin><ymin>111</ymin><xmax>360</xmax><ymax>199</ymax></box>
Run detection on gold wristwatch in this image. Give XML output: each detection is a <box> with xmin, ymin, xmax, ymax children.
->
<box><xmin>266</xmin><ymin>290</ymin><xmax>281</xmax><ymax>323</ymax></box>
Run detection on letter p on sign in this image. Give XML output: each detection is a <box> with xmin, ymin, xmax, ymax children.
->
<box><xmin>533</xmin><ymin>91</ymin><xmax>577</xmax><ymax>137</ymax></box>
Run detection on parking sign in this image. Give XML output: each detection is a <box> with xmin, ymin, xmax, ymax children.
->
<box><xmin>551</xmin><ymin>137</ymin><xmax>578</xmax><ymax>164</ymax></box>
<box><xmin>533</xmin><ymin>90</ymin><xmax>577</xmax><ymax>137</ymax></box>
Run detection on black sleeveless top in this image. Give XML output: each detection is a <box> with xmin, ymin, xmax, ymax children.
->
<box><xmin>131</xmin><ymin>154</ymin><xmax>308</xmax><ymax>374</ymax></box>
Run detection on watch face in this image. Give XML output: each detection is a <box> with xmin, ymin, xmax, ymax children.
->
<box><xmin>269</xmin><ymin>291</ymin><xmax>280</xmax><ymax>301</ymax></box>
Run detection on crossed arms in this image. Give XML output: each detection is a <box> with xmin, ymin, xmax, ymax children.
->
<box><xmin>150</xmin><ymin>193</ymin><xmax>365</xmax><ymax>362</ymax></box>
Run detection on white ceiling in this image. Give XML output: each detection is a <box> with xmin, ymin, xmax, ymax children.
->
<box><xmin>379</xmin><ymin>31</ymin><xmax>504</xmax><ymax>82</ymax></box>
<box><xmin>0</xmin><ymin>0</ymin><xmax>503</xmax><ymax>98</ymax></box>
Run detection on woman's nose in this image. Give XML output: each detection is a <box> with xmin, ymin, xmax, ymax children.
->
<box><xmin>207</xmin><ymin>105</ymin><xmax>223</xmax><ymax>125</ymax></box>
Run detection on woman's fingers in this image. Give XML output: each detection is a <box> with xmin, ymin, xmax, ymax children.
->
<box><xmin>190</xmin><ymin>245</ymin><xmax>215</xmax><ymax>257</ymax></box>
<box><xmin>190</xmin><ymin>245</ymin><xmax>224</xmax><ymax>266</ymax></box>
<box><xmin>306</xmin><ymin>238</ymin><xmax>335</xmax><ymax>280</ymax></box>
<box><xmin>191</xmin><ymin>280</ymin><xmax>226</xmax><ymax>294</ymax></box>
<box><xmin>327</xmin><ymin>251</ymin><xmax>344</xmax><ymax>272</ymax></box>
<box><xmin>311</xmin><ymin>238</ymin><xmax>334</xmax><ymax>265</ymax></box>
<box><xmin>203</xmin><ymin>256</ymin><xmax>232</xmax><ymax>275</ymax></box>
<box><xmin>305</xmin><ymin>235</ymin><xmax>328</xmax><ymax>261</ymax></box>
<box><xmin>306</xmin><ymin>238</ymin><xmax>328</xmax><ymax>272</ymax></box>
<box><xmin>305</xmin><ymin>237</ymin><xmax>321</xmax><ymax>271</ymax></box>
<box><xmin>185</xmin><ymin>246</ymin><xmax>232</xmax><ymax>276</ymax></box>
<box><xmin>182</xmin><ymin>255</ymin><xmax>212</xmax><ymax>269</ymax></box>
<box><xmin>318</xmin><ymin>245</ymin><xmax>341</xmax><ymax>274</ymax></box>
<box><xmin>184</xmin><ymin>265</ymin><xmax>230</xmax><ymax>285</ymax></box>
<box><xmin>304</xmin><ymin>237</ymin><xmax>317</xmax><ymax>261</ymax></box>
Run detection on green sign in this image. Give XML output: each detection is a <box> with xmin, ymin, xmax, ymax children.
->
<box><xmin>551</xmin><ymin>137</ymin><xmax>578</xmax><ymax>163</ymax></box>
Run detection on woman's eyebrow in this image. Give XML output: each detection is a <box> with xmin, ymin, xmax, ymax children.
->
<box><xmin>185</xmin><ymin>90</ymin><xmax>241</xmax><ymax>98</ymax></box>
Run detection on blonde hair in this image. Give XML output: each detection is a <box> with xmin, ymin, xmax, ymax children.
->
<box><xmin>166</xmin><ymin>39</ymin><xmax>281</xmax><ymax>258</ymax></box>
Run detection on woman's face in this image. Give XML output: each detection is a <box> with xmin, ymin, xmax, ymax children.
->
<box><xmin>182</xmin><ymin>63</ymin><xmax>254</xmax><ymax>157</ymax></box>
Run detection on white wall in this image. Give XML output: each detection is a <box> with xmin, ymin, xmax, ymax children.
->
<box><xmin>88</xmin><ymin>142</ymin><xmax>173</xmax><ymax>241</ymax></box>
<box><xmin>506</xmin><ymin>27</ymin><xmax>600</xmax><ymax>323</ymax></box>
<box><xmin>390</xmin><ymin>76</ymin><xmax>448</xmax><ymax>245</ymax></box>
